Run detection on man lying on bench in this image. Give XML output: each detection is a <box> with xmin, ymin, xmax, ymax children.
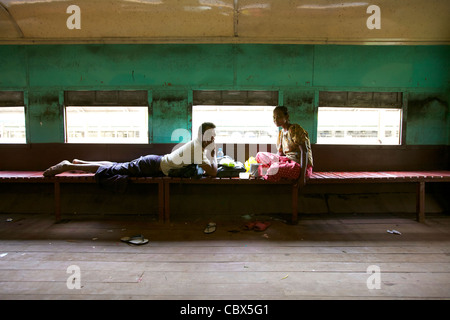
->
<box><xmin>43</xmin><ymin>122</ymin><xmax>218</xmax><ymax>192</ymax></box>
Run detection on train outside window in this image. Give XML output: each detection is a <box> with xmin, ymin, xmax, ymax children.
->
<box><xmin>65</xmin><ymin>106</ymin><xmax>148</xmax><ymax>143</ymax></box>
<box><xmin>192</xmin><ymin>105</ymin><xmax>278</xmax><ymax>144</ymax></box>
<box><xmin>317</xmin><ymin>107</ymin><xmax>402</xmax><ymax>145</ymax></box>
<box><xmin>0</xmin><ymin>106</ymin><xmax>26</xmax><ymax>144</ymax></box>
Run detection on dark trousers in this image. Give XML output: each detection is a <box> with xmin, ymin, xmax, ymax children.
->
<box><xmin>95</xmin><ymin>155</ymin><xmax>163</xmax><ymax>193</ymax></box>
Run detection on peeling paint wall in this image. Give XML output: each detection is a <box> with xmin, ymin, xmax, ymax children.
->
<box><xmin>407</xmin><ymin>93</ymin><xmax>449</xmax><ymax>145</ymax></box>
<box><xmin>27</xmin><ymin>90</ymin><xmax>63</xmax><ymax>143</ymax></box>
<box><xmin>0</xmin><ymin>44</ymin><xmax>449</xmax><ymax>145</ymax></box>
<box><xmin>152</xmin><ymin>91</ymin><xmax>190</xmax><ymax>143</ymax></box>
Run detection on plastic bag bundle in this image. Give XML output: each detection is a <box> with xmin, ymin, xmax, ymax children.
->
<box><xmin>244</xmin><ymin>156</ymin><xmax>257</xmax><ymax>172</ymax></box>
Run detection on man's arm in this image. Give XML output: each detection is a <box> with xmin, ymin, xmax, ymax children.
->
<box><xmin>201</xmin><ymin>143</ymin><xmax>218</xmax><ymax>177</ymax></box>
<box><xmin>200</xmin><ymin>159</ymin><xmax>218</xmax><ymax>177</ymax></box>
<box><xmin>297</xmin><ymin>141</ymin><xmax>308</xmax><ymax>188</ymax></box>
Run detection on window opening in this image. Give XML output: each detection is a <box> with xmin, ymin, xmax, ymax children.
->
<box><xmin>0</xmin><ymin>106</ymin><xmax>26</xmax><ymax>143</ymax></box>
<box><xmin>65</xmin><ymin>106</ymin><xmax>148</xmax><ymax>143</ymax></box>
<box><xmin>192</xmin><ymin>105</ymin><xmax>278</xmax><ymax>144</ymax></box>
<box><xmin>192</xmin><ymin>90</ymin><xmax>279</xmax><ymax>144</ymax></box>
<box><xmin>318</xmin><ymin>91</ymin><xmax>402</xmax><ymax>145</ymax></box>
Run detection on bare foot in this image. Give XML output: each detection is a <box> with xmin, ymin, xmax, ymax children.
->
<box><xmin>43</xmin><ymin>160</ymin><xmax>71</xmax><ymax>177</ymax></box>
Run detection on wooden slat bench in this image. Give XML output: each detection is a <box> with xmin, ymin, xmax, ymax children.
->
<box><xmin>1</xmin><ymin>170</ymin><xmax>449</xmax><ymax>224</ymax></box>
<box><xmin>164</xmin><ymin>171</ymin><xmax>450</xmax><ymax>224</ymax></box>
<box><xmin>308</xmin><ymin>171</ymin><xmax>450</xmax><ymax>223</ymax></box>
<box><xmin>0</xmin><ymin>171</ymin><xmax>164</xmax><ymax>222</ymax></box>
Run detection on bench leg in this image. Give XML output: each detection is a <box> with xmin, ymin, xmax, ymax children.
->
<box><xmin>54</xmin><ymin>182</ymin><xmax>61</xmax><ymax>221</ymax></box>
<box><xmin>164</xmin><ymin>182</ymin><xmax>170</xmax><ymax>223</ymax></box>
<box><xmin>292</xmin><ymin>185</ymin><xmax>299</xmax><ymax>224</ymax></box>
<box><xmin>158</xmin><ymin>181</ymin><xmax>164</xmax><ymax>223</ymax></box>
<box><xmin>416</xmin><ymin>181</ymin><xmax>425</xmax><ymax>223</ymax></box>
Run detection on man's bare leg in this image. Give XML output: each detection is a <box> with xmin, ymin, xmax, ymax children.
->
<box><xmin>73</xmin><ymin>159</ymin><xmax>115</xmax><ymax>166</ymax></box>
<box><xmin>43</xmin><ymin>160</ymin><xmax>102</xmax><ymax>177</ymax></box>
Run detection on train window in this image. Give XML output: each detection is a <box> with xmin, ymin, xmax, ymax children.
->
<box><xmin>64</xmin><ymin>90</ymin><xmax>149</xmax><ymax>144</ymax></box>
<box><xmin>0</xmin><ymin>91</ymin><xmax>26</xmax><ymax>144</ymax></box>
<box><xmin>192</xmin><ymin>105</ymin><xmax>278</xmax><ymax>144</ymax></box>
<box><xmin>65</xmin><ymin>106</ymin><xmax>148</xmax><ymax>144</ymax></box>
<box><xmin>318</xmin><ymin>91</ymin><xmax>402</xmax><ymax>145</ymax></box>
<box><xmin>317</xmin><ymin>107</ymin><xmax>402</xmax><ymax>145</ymax></box>
<box><xmin>192</xmin><ymin>90</ymin><xmax>279</xmax><ymax>144</ymax></box>
<box><xmin>0</xmin><ymin>107</ymin><xmax>26</xmax><ymax>144</ymax></box>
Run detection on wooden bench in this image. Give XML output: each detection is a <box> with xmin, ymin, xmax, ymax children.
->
<box><xmin>1</xmin><ymin>170</ymin><xmax>449</xmax><ymax>224</ymax></box>
<box><xmin>0</xmin><ymin>171</ymin><xmax>164</xmax><ymax>222</ymax></box>
<box><xmin>163</xmin><ymin>171</ymin><xmax>450</xmax><ymax>224</ymax></box>
<box><xmin>308</xmin><ymin>171</ymin><xmax>450</xmax><ymax>223</ymax></box>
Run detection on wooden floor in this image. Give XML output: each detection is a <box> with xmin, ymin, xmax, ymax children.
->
<box><xmin>0</xmin><ymin>211</ymin><xmax>449</xmax><ymax>300</ymax></box>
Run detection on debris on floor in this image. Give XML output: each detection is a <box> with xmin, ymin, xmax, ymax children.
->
<box><xmin>387</xmin><ymin>229</ymin><xmax>402</xmax><ymax>235</ymax></box>
<box><xmin>243</xmin><ymin>221</ymin><xmax>271</xmax><ymax>232</ymax></box>
<box><xmin>204</xmin><ymin>222</ymin><xmax>216</xmax><ymax>234</ymax></box>
<box><xmin>120</xmin><ymin>235</ymin><xmax>149</xmax><ymax>245</ymax></box>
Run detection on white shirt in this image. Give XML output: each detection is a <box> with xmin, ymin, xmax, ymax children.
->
<box><xmin>160</xmin><ymin>139</ymin><xmax>211</xmax><ymax>176</ymax></box>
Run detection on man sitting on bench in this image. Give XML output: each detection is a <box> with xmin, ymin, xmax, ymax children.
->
<box><xmin>43</xmin><ymin>122</ymin><xmax>218</xmax><ymax>192</ymax></box>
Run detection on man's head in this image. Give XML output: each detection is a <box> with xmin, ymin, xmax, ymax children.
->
<box><xmin>273</xmin><ymin>106</ymin><xmax>289</xmax><ymax>127</ymax></box>
<box><xmin>198</xmin><ymin>122</ymin><xmax>216</xmax><ymax>148</ymax></box>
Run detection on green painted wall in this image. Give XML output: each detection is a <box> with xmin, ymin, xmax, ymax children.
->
<box><xmin>0</xmin><ymin>44</ymin><xmax>449</xmax><ymax>144</ymax></box>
